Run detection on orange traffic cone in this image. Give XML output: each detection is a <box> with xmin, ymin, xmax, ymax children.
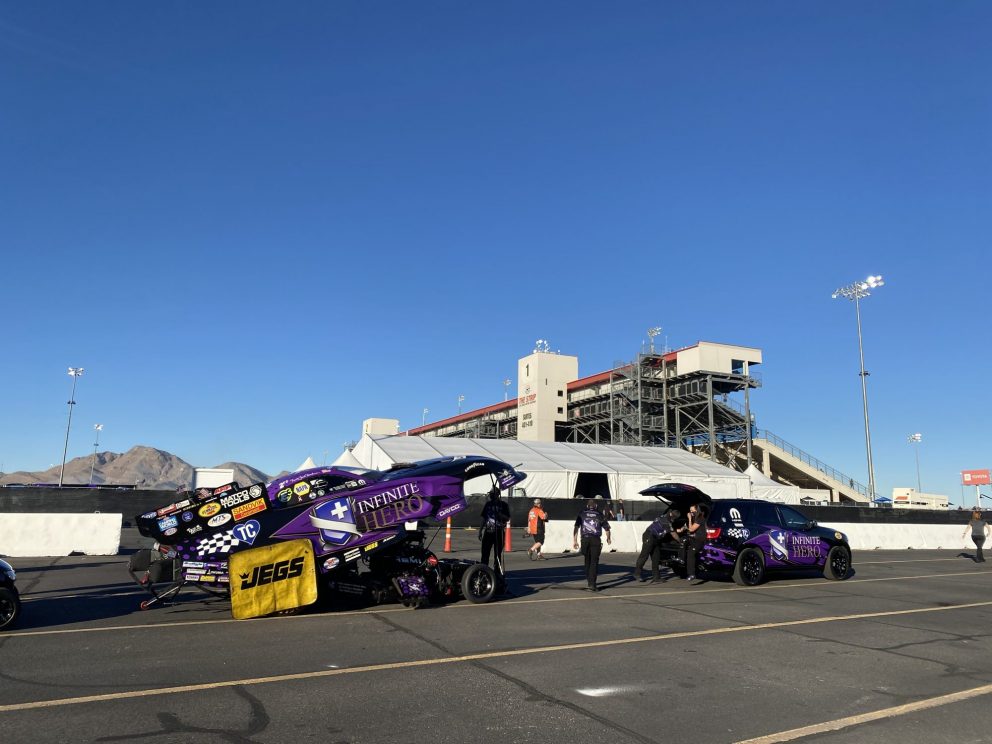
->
<box><xmin>503</xmin><ymin>521</ymin><xmax>512</xmax><ymax>552</ymax></box>
<box><xmin>443</xmin><ymin>517</ymin><xmax>452</xmax><ymax>553</ymax></box>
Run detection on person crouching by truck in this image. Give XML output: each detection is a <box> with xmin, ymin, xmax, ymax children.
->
<box><xmin>526</xmin><ymin>499</ymin><xmax>549</xmax><ymax>560</ymax></box>
<box><xmin>633</xmin><ymin>508</ymin><xmax>681</xmax><ymax>583</ymax></box>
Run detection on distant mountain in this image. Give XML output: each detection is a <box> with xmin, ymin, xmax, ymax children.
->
<box><xmin>0</xmin><ymin>446</ymin><xmax>271</xmax><ymax>490</ymax></box>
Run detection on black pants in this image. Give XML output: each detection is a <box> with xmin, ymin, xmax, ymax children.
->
<box><xmin>635</xmin><ymin>534</ymin><xmax>662</xmax><ymax>579</ymax></box>
<box><xmin>580</xmin><ymin>536</ymin><xmax>603</xmax><ymax>587</ymax></box>
<box><xmin>973</xmin><ymin>535</ymin><xmax>986</xmax><ymax>563</ymax></box>
<box><xmin>481</xmin><ymin>528</ymin><xmax>506</xmax><ymax>579</ymax></box>
<box><xmin>684</xmin><ymin>540</ymin><xmax>704</xmax><ymax>578</ymax></box>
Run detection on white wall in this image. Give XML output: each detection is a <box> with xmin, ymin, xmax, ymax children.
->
<box><xmin>0</xmin><ymin>513</ymin><xmax>122</xmax><ymax>557</ymax></box>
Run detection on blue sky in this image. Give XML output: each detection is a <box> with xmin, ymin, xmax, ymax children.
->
<box><xmin>1</xmin><ymin>2</ymin><xmax>989</xmax><ymax>505</ymax></box>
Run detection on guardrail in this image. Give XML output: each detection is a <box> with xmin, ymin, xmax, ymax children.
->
<box><xmin>755</xmin><ymin>429</ymin><xmax>871</xmax><ymax>499</ymax></box>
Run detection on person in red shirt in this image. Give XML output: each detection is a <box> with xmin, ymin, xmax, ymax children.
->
<box><xmin>526</xmin><ymin>499</ymin><xmax>549</xmax><ymax>560</ymax></box>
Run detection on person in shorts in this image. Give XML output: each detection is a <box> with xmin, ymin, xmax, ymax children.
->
<box><xmin>526</xmin><ymin>499</ymin><xmax>549</xmax><ymax>560</ymax></box>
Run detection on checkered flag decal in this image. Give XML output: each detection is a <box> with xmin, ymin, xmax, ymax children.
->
<box><xmin>195</xmin><ymin>530</ymin><xmax>241</xmax><ymax>556</ymax></box>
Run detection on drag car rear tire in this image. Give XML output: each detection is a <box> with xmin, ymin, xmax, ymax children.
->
<box><xmin>732</xmin><ymin>548</ymin><xmax>765</xmax><ymax>586</ymax></box>
<box><xmin>460</xmin><ymin>564</ymin><xmax>497</xmax><ymax>604</ymax></box>
<box><xmin>823</xmin><ymin>545</ymin><xmax>851</xmax><ymax>580</ymax></box>
<box><xmin>0</xmin><ymin>587</ymin><xmax>21</xmax><ymax>630</ymax></box>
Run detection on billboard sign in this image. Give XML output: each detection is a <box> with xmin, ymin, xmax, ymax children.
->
<box><xmin>961</xmin><ymin>469</ymin><xmax>990</xmax><ymax>486</ymax></box>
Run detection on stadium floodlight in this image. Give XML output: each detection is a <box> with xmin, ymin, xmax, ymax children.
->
<box><xmin>422</xmin><ymin>408</ymin><xmax>429</xmax><ymax>427</ymax></box>
<box><xmin>58</xmin><ymin>367</ymin><xmax>85</xmax><ymax>488</ymax></box>
<box><xmin>457</xmin><ymin>395</ymin><xmax>465</xmax><ymax>414</ymax></box>
<box><xmin>907</xmin><ymin>433</ymin><xmax>922</xmax><ymax>493</ymax></box>
<box><xmin>533</xmin><ymin>339</ymin><xmax>550</xmax><ymax>353</ymax></box>
<box><xmin>647</xmin><ymin>326</ymin><xmax>662</xmax><ymax>353</ymax></box>
<box><xmin>503</xmin><ymin>378</ymin><xmax>512</xmax><ymax>401</ymax></box>
<box><xmin>89</xmin><ymin>424</ymin><xmax>104</xmax><ymax>485</ymax></box>
<box><xmin>831</xmin><ymin>275</ymin><xmax>885</xmax><ymax>504</ymax></box>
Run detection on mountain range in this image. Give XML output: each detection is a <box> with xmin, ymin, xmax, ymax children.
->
<box><xmin>0</xmin><ymin>446</ymin><xmax>272</xmax><ymax>491</ymax></box>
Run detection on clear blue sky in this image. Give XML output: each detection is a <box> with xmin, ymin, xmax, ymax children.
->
<box><xmin>2</xmin><ymin>2</ymin><xmax>989</xmax><ymax>505</ymax></box>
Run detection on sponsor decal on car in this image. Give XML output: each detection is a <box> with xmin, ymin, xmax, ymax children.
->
<box><xmin>140</xmin><ymin>511</ymin><xmax>157</xmax><ymax>519</ymax></box>
<box><xmin>232</xmin><ymin>498</ymin><xmax>267</xmax><ymax>521</ymax></box>
<box><xmin>293</xmin><ymin>482</ymin><xmax>311</xmax><ymax>498</ymax></box>
<box><xmin>249</xmin><ymin>484</ymin><xmax>262</xmax><ymax>498</ymax></box>
<box><xmin>187</xmin><ymin>524</ymin><xmax>203</xmax><ymax>535</ymax></box>
<box><xmin>436</xmin><ymin>503</ymin><xmax>464</xmax><ymax>519</ymax></box>
<box><xmin>157</xmin><ymin>516</ymin><xmax>178</xmax><ymax>530</ymax></box>
<box><xmin>213</xmin><ymin>483</ymin><xmax>236</xmax><ymax>496</ymax></box>
<box><xmin>198</xmin><ymin>502</ymin><xmax>221</xmax><ymax>518</ymax></box>
<box><xmin>207</xmin><ymin>513</ymin><xmax>232</xmax><ymax>528</ymax></box>
<box><xmin>323</xmin><ymin>557</ymin><xmax>340</xmax><ymax>571</ymax></box>
<box><xmin>277</xmin><ymin>488</ymin><xmax>293</xmax><ymax>504</ymax></box>
<box><xmin>183</xmin><ymin>561</ymin><xmax>205</xmax><ymax>569</ymax></box>
<box><xmin>229</xmin><ymin>539</ymin><xmax>317</xmax><ymax>620</ymax></box>
<box><xmin>232</xmin><ymin>519</ymin><xmax>261</xmax><ymax>546</ymax></box>
<box><xmin>163</xmin><ymin>527</ymin><xmax>177</xmax><ymax>536</ymax></box>
<box><xmin>464</xmin><ymin>462</ymin><xmax>484</xmax><ymax>473</ymax></box>
<box><xmin>311</xmin><ymin>498</ymin><xmax>359</xmax><ymax>546</ymax></box>
<box><xmin>157</xmin><ymin>505</ymin><xmax>177</xmax><ymax>517</ymax></box>
<box><xmin>343</xmin><ymin>548</ymin><xmax>361</xmax><ymax>562</ymax></box>
<box><xmin>181</xmin><ymin>511</ymin><xmax>194</xmax><ymax>523</ymax></box>
<box><xmin>362</xmin><ymin>541</ymin><xmax>379</xmax><ymax>552</ymax></box>
<box><xmin>200</xmin><ymin>574</ymin><xmax>217</xmax><ymax>583</ymax></box>
<box><xmin>726</xmin><ymin>527</ymin><xmax>750</xmax><ymax>540</ymax></box>
<box><xmin>220</xmin><ymin>488</ymin><xmax>254</xmax><ymax>509</ymax></box>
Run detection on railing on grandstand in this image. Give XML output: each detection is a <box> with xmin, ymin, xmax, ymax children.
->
<box><xmin>753</xmin><ymin>429</ymin><xmax>871</xmax><ymax>500</ymax></box>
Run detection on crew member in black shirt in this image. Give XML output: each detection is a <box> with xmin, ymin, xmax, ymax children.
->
<box><xmin>572</xmin><ymin>500</ymin><xmax>612</xmax><ymax>591</ymax></box>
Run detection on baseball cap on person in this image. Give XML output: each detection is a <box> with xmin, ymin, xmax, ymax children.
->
<box><xmin>533</xmin><ymin>499</ymin><xmax>542</xmax><ymax>505</ymax></box>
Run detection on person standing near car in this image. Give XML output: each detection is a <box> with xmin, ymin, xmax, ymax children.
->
<box><xmin>573</xmin><ymin>499</ymin><xmax>612</xmax><ymax>591</ymax></box>
<box><xmin>633</xmin><ymin>508</ymin><xmax>679</xmax><ymax>583</ymax></box>
<box><xmin>479</xmin><ymin>485</ymin><xmax>511</xmax><ymax>586</ymax></box>
<box><xmin>962</xmin><ymin>511</ymin><xmax>989</xmax><ymax>563</ymax></box>
<box><xmin>526</xmin><ymin>498</ymin><xmax>549</xmax><ymax>560</ymax></box>
<box><xmin>684</xmin><ymin>503</ymin><xmax>709</xmax><ymax>584</ymax></box>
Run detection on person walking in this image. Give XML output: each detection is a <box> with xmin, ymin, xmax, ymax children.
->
<box><xmin>526</xmin><ymin>499</ymin><xmax>549</xmax><ymax>560</ymax></box>
<box><xmin>633</xmin><ymin>509</ymin><xmax>679</xmax><ymax>582</ymax></box>
<box><xmin>683</xmin><ymin>503</ymin><xmax>709</xmax><ymax>585</ymax></box>
<box><xmin>479</xmin><ymin>485</ymin><xmax>511</xmax><ymax>587</ymax></box>
<box><xmin>963</xmin><ymin>510</ymin><xmax>989</xmax><ymax>563</ymax></box>
<box><xmin>573</xmin><ymin>499</ymin><xmax>612</xmax><ymax>591</ymax></box>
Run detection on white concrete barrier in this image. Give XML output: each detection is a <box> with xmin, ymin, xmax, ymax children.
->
<box><xmin>0</xmin><ymin>513</ymin><xmax>123</xmax><ymax>557</ymax></box>
<box><xmin>538</xmin><ymin>520</ymin><xmax>977</xmax><ymax>554</ymax></box>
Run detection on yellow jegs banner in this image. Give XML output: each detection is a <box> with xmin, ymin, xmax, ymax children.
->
<box><xmin>229</xmin><ymin>539</ymin><xmax>317</xmax><ymax>620</ymax></box>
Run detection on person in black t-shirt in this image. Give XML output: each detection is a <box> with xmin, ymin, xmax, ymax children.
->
<box><xmin>633</xmin><ymin>508</ymin><xmax>680</xmax><ymax>583</ymax></box>
<box><xmin>479</xmin><ymin>485</ymin><xmax>511</xmax><ymax>586</ymax></box>
<box><xmin>683</xmin><ymin>503</ymin><xmax>709</xmax><ymax>584</ymax></box>
<box><xmin>572</xmin><ymin>500</ymin><xmax>612</xmax><ymax>591</ymax></box>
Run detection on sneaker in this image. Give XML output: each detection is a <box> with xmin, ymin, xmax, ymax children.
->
<box><xmin>686</xmin><ymin>575</ymin><xmax>695</xmax><ymax>581</ymax></box>
<box><xmin>528</xmin><ymin>551</ymin><xmax>536</xmax><ymax>561</ymax></box>
<box><xmin>632</xmin><ymin>570</ymin><xmax>642</xmax><ymax>582</ymax></box>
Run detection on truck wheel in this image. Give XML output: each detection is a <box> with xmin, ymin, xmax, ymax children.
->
<box><xmin>460</xmin><ymin>564</ymin><xmax>497</xmax><ymax>604</ymax></box>
<box><xmin>823</xmin><ymin>545</ymin><xmax>851</xmax><ymax>580</ymax></box>
<box><xmin>732</xmin><ymin>547</ymin><xmax>765</xmax><ymax>586</ymax></box>
<box><xmin>0</xmin><ymin>587</ymin><xmax>21</xmax><ymax>630</ymax></box>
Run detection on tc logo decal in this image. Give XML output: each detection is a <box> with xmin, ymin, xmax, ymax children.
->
<box><xmin>232</xmin><ymin>519</ymin><xmax>260</xmax><ymax>546</ymax></box>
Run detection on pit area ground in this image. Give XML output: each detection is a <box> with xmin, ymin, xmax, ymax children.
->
<box><xmin>1</xmin><ymin>528</ymin><xmax>990</xmax><ymax>744</ymax></box>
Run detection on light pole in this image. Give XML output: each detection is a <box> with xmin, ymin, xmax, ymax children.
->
<box><xmin>832</xmin><ymin>274</ymin><xmax>884</xmax><ymax>503</ymax></box>
<box><xmin>907</xmin><ymin>433</ymin><xmax>922</xmax><ymax>493</ymax></box>
<box><xmin>422</xmin><ymin>408</ymin><xmax>429</xmax><ymax>427</ymax></box>
<box><xmin>89</xmin><ymin>424</ymin><xmax>104</xmax><ymax>485</ymax></box>
<box><xmin>647</xmin><ymin>326</ymin><xmax>662</xmax><ymax>354</ymax></box>
<box><xmin>503</xmin><ymin>379</ymin><xmax>512</xmax><ymax>401</ymax></box>
<box><xmin>58</xmin><ymin>367</ymin><xmax>84</xmax><ymax>488</ymax></box>
<box><xmin>457</xmin><ymin>395</ymin><xmax>465</xmax><ymax>414</ymax></box>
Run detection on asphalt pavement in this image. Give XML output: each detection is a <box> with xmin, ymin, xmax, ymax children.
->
<box><xmin>1</xmin><ymin>528</ymin><xmax>991</xmax><ymax>744</ymax></box>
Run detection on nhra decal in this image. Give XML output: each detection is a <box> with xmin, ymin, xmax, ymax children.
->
<box><xmin>310</xmin><ymin>498</ymin><xmax>359</xmax><ymax>546</ymax></box>
<box><xmin>232</xmin><ymin>498</ymin><xmax>267</xmax><ymax>521</ymax></box>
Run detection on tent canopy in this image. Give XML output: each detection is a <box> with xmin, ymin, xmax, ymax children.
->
<box><xmin>348</xmin><ymin>435</ymin><xmax>751</xmax><ymax>502</ymax></box>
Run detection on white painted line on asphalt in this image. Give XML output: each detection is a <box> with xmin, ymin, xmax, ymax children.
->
<box><xmin>1</xmin><ymin>600</ymin><xmax>990</xmax><ymax>714</ymax></box>
<box><xmin>733</xmin><ymin>682</ymin><xmax>992</xmax><ymax>744</ymax></box>
<box><xmin>5</xmin><ymin>568</ymin><xmax>990</xmax><ymax>639</ymax></box>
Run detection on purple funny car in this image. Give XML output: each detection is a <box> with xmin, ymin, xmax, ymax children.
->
<box><xmin>130</xmin><ymin>455</ymin><xmax>526</xmax><ymax>616</ymax></box>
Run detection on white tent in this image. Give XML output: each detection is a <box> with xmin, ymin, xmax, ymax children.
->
<box><xmin>331</xmin><ymin>448</ymin><xmax>366</xmax><ymax>469</ymax></box>
<box><xmin>744</xmin><ymin>464</ymin><xmax>831</xmax><ymax>505</ymax></box>
<box><xmin>348</xmin><ymin>435</ymin><xmax>751</xmax><ymax>501</ymax></box>
<box><xmin>296</xmin><ymin>456</ymin><xmax>317</xmax><ymax>471</ymax></box>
